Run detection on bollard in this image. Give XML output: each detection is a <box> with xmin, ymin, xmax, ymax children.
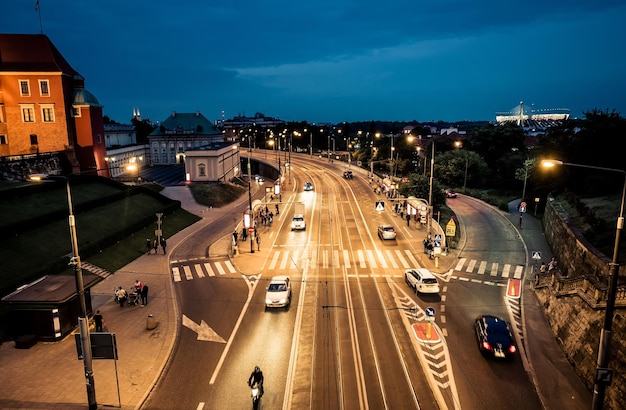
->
<box><xmin>146</xmin><ymin>314</ymin><xmax>157</xmax><ymax>330</ymax></box>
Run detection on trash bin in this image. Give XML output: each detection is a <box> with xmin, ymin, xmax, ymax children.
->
<box><xmin>146</xmin><ymin>314</ymin><xmax>157</xmax><ymax>330</ymax></box>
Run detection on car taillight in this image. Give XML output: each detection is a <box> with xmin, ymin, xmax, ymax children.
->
<box><xmin>482</xmin><ymin>341</ymin><xmax>492</xmax><ymax>350</ymax></box>
<box><xmin>509</xmin><ymin>345</ymin><xmax>517</xmax><ymax>354</ymax></box>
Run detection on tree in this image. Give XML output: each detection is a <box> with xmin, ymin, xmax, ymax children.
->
<box><xmin>132</xmin><ymin>117</ymin><xmax>157</xmax><ymax>145</ymax></box>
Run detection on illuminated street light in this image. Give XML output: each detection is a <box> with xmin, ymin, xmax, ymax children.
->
<box><xmin>542</xmin><ymin>159</ymin><xmax>625</xmax><ymax>410</ymax></box>
<box><xmin>29</xmin><ymin>174</ymin><xmax>97</xmax><ymax>409</ymax></box>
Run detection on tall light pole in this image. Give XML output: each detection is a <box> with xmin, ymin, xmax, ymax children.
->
<box><xmin>30</xmin><ymin>174</ymin><xmax>97</xmax><ymax>409</ymax></box>
<box><xmin>542</xmin><ymin>160</ymin><xmax>625</xmax><ymax>410</ymax></box>
<box><xmin>247</xmin><ymin>136</ymin><xmax>254</xmax><ymax>253</ymax></box>
<box><xmin>428</xmin><ymin>142</ymin><xmax>435</xmax><ymax>240</ymax></box>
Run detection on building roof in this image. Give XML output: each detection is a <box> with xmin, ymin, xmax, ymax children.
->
<box><xmin>150</xmin><ymin>112</ymin><xmax>223</xmax><ymax>137</ymax></box>
<box><xmin>0</xmin><ymin>34</ymin><xmax>79</xmax><ymax>75</ymax></box>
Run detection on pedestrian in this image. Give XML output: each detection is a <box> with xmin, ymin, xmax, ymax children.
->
<box><xmin>275</xmin><ymin>204</ymin><xmax>279</xmax><ymax>215</ymax></box>
<box><xmin>117</xmin><ymin>287</ymin><xmax>127</xmax><ymax>307</ymax></box>
<box><xmin>539</xmin><ymin>262</ymin><xmax>547</xmax><ymax>274</ymax></box>
<box><xmin>233</xmin><ymin>230</ymin><xmax>239</xmax><ymax>245</ymax></box>
<box><xmin>134</xmin><ymin>279</ymin><xmax>143</xmax><ymax>294</ymax></box>
<box><xmin>406</xmin><ymin>214</ymin><xmax>411</xmax><ymax>227</ymax></box>
<box><xmin>145</xmin><ymin>239</ymin><xmax>152</xmax><ymax>255</ymax></box>
<box><xmin>153</xmin><ymin>239</ymin><xmax>159</xmax><ymax>254</ymax></box>
<box><xmin>161</xmin><ymin>237</ymin><xmax>167</xmax><ymax>254</ymax></box>
<box><xmin>93</xmin><ymin>310</ymin><xmax>104</xmax><ymax>332</ymax></box>
<box><xmin>256</xmin><ymin>234</ymin><xmax>260</xmax><ymax>251</ymax></box>
<box><xmin>548</xmin><ymin>257</ymin><xmax>558</xmax><ymax>272</ymax></box>
<box><xmin>141</xmin><ymin>283</ymin><xmax>149</xmax><ymax>306</ymax></box>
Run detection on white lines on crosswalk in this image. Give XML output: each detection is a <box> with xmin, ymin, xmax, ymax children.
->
<box><xmin>194</xmin><ymin>264</ymin><xmax>205</xmax><ymax>278</ymax></box>
<box><xmin>171</xmin><ymin>259</ymin><xmax>234</xmax><ymax>283</ymax></box>
<box><xmin>343</xmin><ymin>250</ymin><xmax>351</xmax><ymax>268</ymax></box>
<box><xmin>453</xmin><ymin>258</ymin><xmax>527</xmax><ymax>280</ymax></box>
<box><xmin>172</xmin><ymin>267</ymin><xmax>181</xmax><ymax>282</ymax></box>
<box><xmin>203</xmin><ymin>262</ymin><xmax>214</xmax><ymax>277</ymax></box>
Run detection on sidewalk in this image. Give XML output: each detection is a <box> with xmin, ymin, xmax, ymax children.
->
<box><xmin>0</xmin><ymin>186</ymin><xmax>228</xmax><ymax>410</ymax></box>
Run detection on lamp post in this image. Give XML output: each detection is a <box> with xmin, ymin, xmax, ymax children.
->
<box><xmin>428</xmin><ymin>142</ymin><xmax>435</xmax><ymax>240</ymax></box>
<box><xmin>247</xmin><ymin>136</ymin><xmax>255</xmax><ymax>254</ymax></box>
<box><xmin>542</xmin><ymin>159</ymin><xmax>625</xmax><ymax>410</ymax></box>
<box><xmin>30</xmin><ymin>174</ymin><xmax>97</xmax><ymax>409</ymax></box>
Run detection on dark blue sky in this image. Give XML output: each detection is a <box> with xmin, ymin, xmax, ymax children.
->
<box><xmin>4</xmin><ymin>1</ymin><xmax>626</xmax><ymax>124</ymax></box>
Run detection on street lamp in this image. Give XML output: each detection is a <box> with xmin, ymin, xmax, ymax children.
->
<box><xmin>246</xmin><ymin>137</ymin><xmax>255</xmax><ymax>254</ymax></box>
<box><xmin>29</xmin><ymin>174</ymin><xmax>97</xmax><ymax>409</ymax></box>
<box><xmin>542</xmin><ymin>159</ymin><xmax>625</xmax><ymax>410</ymax></box>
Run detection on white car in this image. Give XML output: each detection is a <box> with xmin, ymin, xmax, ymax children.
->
<box><xmin>405</xmin><ymin>268</ymin><xmax>440</xmax><ymax>294</ymax></box>
<box><xmin>265</xmin><ymin>276</ymin><xmax>292</xmax><ymax>308</ymax></box>
<box><xmin>377</xmin><ymin>225</ymin><xmax>396</xmax><ymax>240</ymax></box>
<box><xmin>291</xmin><ymin>214</ymin><xmax>306</xmax><ymax>230</ymax></box>
<box><xmin>304</xmin><ymin>182</ymin><xmax>313</xmax><ymax>191</ymax></box>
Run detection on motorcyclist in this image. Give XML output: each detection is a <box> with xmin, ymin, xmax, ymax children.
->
<box><xmin>248</xmin><ymin>366</ymin><xmax>264</xmax><ymax>396</ymax></box>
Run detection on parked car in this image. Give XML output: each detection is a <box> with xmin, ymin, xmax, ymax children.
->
<box><xmin>474</xmin><ymin>315</ymin><xmax>517</xmax><ymax>360</ymax></box>
<box><xmin>377</xmin><ymin>225</ymin><xmax>396</xmax><ymax>240</ymax></box>
<box><xmin>404</xmin><ymin>268</ymin><xmax>440</xmax><ymax>293</ymax></box>
<box><xmin>265</xmin><ymin>276</ymin><xmax>292</xmax><ymax>308</ymax></box>
<box><xmin>445</xmin><ymin>190</ymin><xmax>457</xmax><ymax>198</ymax></box>
<box><xmin>304</xmin><ymin>182</ymin><xmax>313</xmax><ymax>191</ymax></box>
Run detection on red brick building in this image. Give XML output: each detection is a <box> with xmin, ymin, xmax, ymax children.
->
<box><xmin>0</xmin><ymin>34</ymin><xmax>107</xmax><ymax>178</ymax></box>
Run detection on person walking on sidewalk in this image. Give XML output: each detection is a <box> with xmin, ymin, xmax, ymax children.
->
<box><xmin>256</xmin><ymin>234</ymin><xmax>261</xmax><ymax>251</ymax></box>
<box><xmin>146</xmin><ymin>239</ymin><xmax>152</xmax><ymax>255</ymax></box>
<box><xmin>161</xmin><ymin>237</ymin><xmax>167</xmax><ymax>254</ymax></box>
<box><xmin>141</xmin><ymin>283</ymin><xmax>149</xmax><ymax>306</ymax></box>
<box><xmin>153</xmin><ymin>239</ymin><xmax>159</xmax><ymax>254</ymax></box>
<box><xmin>93</xmin><ymin>310</ymin><xmax>104</xmax><ymax>332</ymax></box>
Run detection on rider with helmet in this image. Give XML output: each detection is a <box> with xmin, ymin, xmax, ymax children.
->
<box><xmin>248</xmin><ymin>366</ymin><xmax>264</xmax><ymax>396</ymax></box>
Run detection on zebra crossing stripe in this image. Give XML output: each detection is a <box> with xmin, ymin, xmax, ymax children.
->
<box><xmin>386</xmin><ymin>250</ymin><xmax>399</xmax><ymax>269</ymax></box>
<box><xmin>357</xmin><ymin>250</ymin><xmax>366</xmax><ymax>268</ymax></box>
<box><xmin>466</xmin><ymin>259</ymin><xmax>477</xmax><ymax>273</ymax></box>
<box><xmin>501</xmin><ymin>264</ymin><xmax>511</xmax><ymax>278</ymax></box>
<box><xmin>183</xmin><ymin>265</ymin><xmax>193</xmax><ymax>280</ymax></box>
<box><xmin>334</xmin><ymin>250</ymin><xmax>340</xmax><ymax>267</ymax></box>
<box><xmin>366</xmin><ymin>250</ymin><xmax>378</xmax><ymax>268</ymax></box>
<box><xmin>215</xmin><ymin>263</ymin><xmax>226</xmax><ymax>276</ymax></box>
<box><xmin>404</xmin><ymin>250</ymin><xmax>420</xmax><ymax>267</ymax></box>
<box><xmin>490</xmin><ymin>263</ymin><xmax>499</xmax><ymax>276</ymax></box>
<box><xmin>395</xmin><ymin>250</ymin><xmax>409</xmax><ymax>269</ymax></box>
<box><xmin>455</xmin><ymin>258</ymin><xmax>466</xmax><ymax>271</ymax></box>
<box><xmin>343</xmin><ymin>250</ymin><xmax>351</xmax><ymax>268</ymax></box>
<box><xmin>514</xmin><ymin>265</ymin><xmax>524</xmax><ymax>279</ymax></box>
<box><xmin>268</xmin><ymin>251</ymin><xmax>280</xmax><ymax>270</ymax></box>
<box><xmin>194</xmin><ymin>264</ymin><xmax>205</xmax><ymax>278</ymax></box>
<box><xmin>205</xmin><ymin>263</ymin><xmax>216</xmax><ymax>277</ymax></box>
<box><xmin>322</xmin><ymin>250</ymin><xmax>328</xmax><ymax>269</ymax></box>
<box><xmin>225</xmin><ymin>260</ymin><xmax>237</xmax><ymax>274</ymax></box>
<box><xmin>172</xmin><ymin>267</ymin><xmax>181</xmax><ymax>282</ymax></box>
<box><xmin>477</xmin><ymin>260</ymin><xmax>487</xmax><ymax>275</ymax></box>
<box><xmin>280</xmin><ymin>251</ymin><xmax>290</xmax><ymax>270</ymax></box>
<box><xmin>376</xmin><ymin>249</ymin><xmax>388</xmax><ymax>268</ymax></box>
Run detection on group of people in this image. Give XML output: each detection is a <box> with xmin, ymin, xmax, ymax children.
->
<box><xmin>146</xmin><ymin>237</ymin><xmax>167</xmax><ymax>255</ymax></box>
<box><xmin>114</xmin><ymin>279</ymin><xmax>149</xmax><ymax>307</ymax></box>
<box><xmin>539</xmin><ymin>257</ymin><xmax>558</xmax><ymax>274</ymax></box>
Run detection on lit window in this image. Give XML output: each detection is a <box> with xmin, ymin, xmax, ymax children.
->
<box><xmin>22</xmin><ymin>106</ymin><xmax>35</xmax><ymax>122</ymax></box>
<box><xmin>39</xmin><ymin>80</ymin><xmax>50</xmax><ymax>97</ymax></box>
<box><xmin>41</xmin><ymin>106</ymin><xmax>55</xmax><ymax>122</ymax></box>
<box><xmin>20</xmin><ymin>80</ymin><xmax>30</xmax><ymax>96</ymax></box>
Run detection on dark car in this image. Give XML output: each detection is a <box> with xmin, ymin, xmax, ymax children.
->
<box><xmin>474</xmin><ymin>315</ymin><xmax>517</xmax><ymax>360</ymax></box>
<box><xmin>343</xmin><ymin>170</ymin><xmax>353</xmax><ymax>179</ymax></box>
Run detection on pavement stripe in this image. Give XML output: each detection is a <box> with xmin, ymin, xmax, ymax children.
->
<box><xmin>502</xmin><ymin>264</ymin><xmax>511</xmax><ymax>278</ymax></box>
<box><xmin>224</xmin><ymin>260</ymin><xmax>237</xmax><ymax>274</ymax></box>
<box><xmin>323</xmin><ymin>250</ymin><xmax>328</xmax><ymax>269</ymax></box>
<box><xmin>280</xmin><ymin>251</ymin><xmax>290</xmax><ymax>270</ymax></box>
<box><xmin>343</xmin><ymin>250</ymin><xmax>351</xmax><ymax>268</ymax></box>
<box><xmin>194</xmin><ymin>264</ymin><xmax>205</xmax><ymax>278</ymax></box>
<box><xmin>183</xmin><ymin>265</ymin><xmax>193</xmax><ymax>281</ymax></box>
<box><xmin>357</xmin><ymin>250</ymin><xmax>366</xmax><ymax>268</ymax></box>
<box><xmin>466</xmin><ymin>259</ymin><xmax>477</xmax><ymax>273</ymax></box>
<box><xmin>172</xmin><ymin>267</ymin><xmax>181</xmax><ymax>282</ymax></box>
<box><xmin>514</xmin><ymin>265</ymin><xmax>524</xmax><ymax>279</ymax></box>
<box><xmin>455</xmin><ymin>258</ymin><xmax>466</xmax><ymax>271</ymax></box>
<box><xmin>477</xmin><ymin>261</ymin><xmax>487</xmax><ymax>275</ymax></box>
<box><xmin>376</xmin><ymin>249</ymin><xmax>388</xmax><ymax>269</ymax></box>
<box><xmin>490</xmin><ymin>263</ymin><xmax>499</xmax><ymax>277</ymax></box>
<box><xmin>404</xmin><ymin>250</ymin><xmax>420</xmax><ymax>267</ymax></box>
<box><xmin>268</xmin><ymin>251</ymin><xmax>280</xmax><ymax>270</ymax></box>
<box><xmin>205</xmin><ymin>263</ymin><xmax>216</xmax><ymax>277</ymax></box>
<box><xmin>215</xmin><ymin>263</ymin><xmax>226</xmax><ymax>276</ymax></box>
<box><xmin>386</xmin><ymin>250</ymin><xmax>399</xmax><ymax>269</ymax></box>
<box><xmin>395</xmin><ymin>250</ymin><xmax>410</xmax><ymax>269</ymax></box>
<box><xmin>366</xmin><ymin>250</ymin><xmax>377</xmax><ymax>268</ymax></box>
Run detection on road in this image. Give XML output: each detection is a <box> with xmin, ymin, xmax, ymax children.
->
<box><xmin>144</xmin><ymin>153</ymin><xmax>543</xmax><ymax>409</ymax></box>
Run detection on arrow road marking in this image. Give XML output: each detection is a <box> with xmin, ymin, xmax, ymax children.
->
<box><xmin>182</xmin><ymin>314</ymin><xmax>226</xmax><ymax>343</ymax></box>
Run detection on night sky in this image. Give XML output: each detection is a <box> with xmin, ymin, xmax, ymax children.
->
<box><xmin>3</xmin><ymin>1</ymin><xmax>625</xmax><ymax>124</ymax></box>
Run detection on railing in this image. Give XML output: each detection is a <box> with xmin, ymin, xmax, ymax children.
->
<box><xmin>534</xmin><ymin>271</ymin><xmax>626</xmax><ymax>309</ymax></box>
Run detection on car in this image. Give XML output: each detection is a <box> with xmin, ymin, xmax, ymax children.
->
<box><xmin>474</xmin><ymin>315</ymin><xmax>517</xmax><ymax>360</ymax></box>
<box><xmin>343</xmin><ymin>170</ymin><xmax>353</xmax><ymax>179</ymax></box>
<box><xmin>377</xmin><ymin>225</ymin><xmax>396</xmax><ymax>240</ymax></box>
<box><xmin>404</xmin><ymin>268</ymin><xmax>440</xmax><ymax>293</ymax></box>
<box><xmin>255</xmin><ymin>175</ymin><xmax>265</xmax><ymax>183</ymax></box>
<box><xmin>291</xmin><ymin>214</ymin><xmax>306</xmax><ymax>230</ymax></box>
<box><xmin>265</xmin><ymin>276</ymin><xmax>291</xmax><ymax>308</ymax></box>
<box><xmin>304</xmin><ymin>182</ymin><xmax>313</xmax><ymax>191</ymax></box>
<box><xmin>445</xmin><ymin>190</ymin><xmax>457</xmax><ymax>198</ymax></box>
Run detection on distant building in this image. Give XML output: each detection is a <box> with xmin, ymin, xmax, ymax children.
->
<box><xmin>148</xmin><ymin>112</ymin><xmax>224</xmax><ymax>165</ymax></box>
<box><xmin>220</xmin><ymin>112</ymin><xmax>285</xmax><ymax>142</ymax></box>
<box><xmin>0</xmin><ymin>34</ymin><xmax>107</xmax><ymax>179</ymax></box>
<box><xmin>184</xmin><ymin>142</ymin><xmax>240</xmax><ymax>183</ymax></box>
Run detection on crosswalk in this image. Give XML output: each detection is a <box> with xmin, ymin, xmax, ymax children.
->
<box><xmin>453</xmin><ymin>257</ymin><xmax>525</xmax><ymax>279</ymax></box>
<box><xmin>171</xmin><ymin>258</ymin><xmax>237</xmax><ymax>282</ymax></box>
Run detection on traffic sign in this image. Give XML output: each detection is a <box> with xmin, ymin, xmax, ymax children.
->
<box><xmin>446</xmin><ymin>218</ymin><xmax>456</xmax><ymax>236</ymax></box>
<box><xmin>506</xmin><ymin>279</ymin><xmax>521</xmax><ymax>299</ymax></box>
<box><xmin>375</xmin><ymin>201</ymin><xmax>385</xmax><ymax>211</ymax></box>
<box><xmin>425</xmin><ymin>307</ymin><xmax>435</xmax><ymax>317</ymax></box>
<box><xmin>433</xmin><ymin>241</ymin><xmax>441</xmax><ymax>248</ymax></box>
<box><xmin>532</xmin><ymin>251</ymin><xmax>542</xmax><ymax>260</ymax></box>
<box><xmin>434</xmin><ymin>234</ymin><xmax>442</xmax><ymax>241</ymax></box>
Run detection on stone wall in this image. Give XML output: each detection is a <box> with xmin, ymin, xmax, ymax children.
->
<box><xmin>537</xmin><ymin>196</ymin><xmax>626</xmax><ymax>409</ymax></box>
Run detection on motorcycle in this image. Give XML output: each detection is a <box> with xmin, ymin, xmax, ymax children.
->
<box><xmin>250</xmin><ymin>381</ymin><xmax>261</xmax><ymax>409</ymax></box>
